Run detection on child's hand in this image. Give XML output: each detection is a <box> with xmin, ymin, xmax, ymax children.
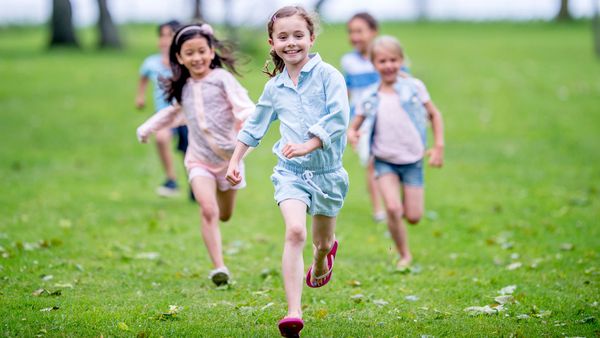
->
<box><xmin>226</xmin><ymin>162</ymin><xmax>242</xmax><ymax>186</ymax></box>
<box><xmin>282</xmin><ymin>143</ymin><xmax>311</xmax><ymax>159</ymax></box>
<box><xmin>135</xmin><ymin>95</ymin><xmax>145</xmax><ymax>110</ymax></box>
<box><xmin>137</xmin><ymin>128</ymin><xmax>149</xmax><ymax>143</ymax></box>
<box><xmin>347</xmin><ymin>129</ymin><xmax>360</xmax><ymax>148</ymax></box>
<box><xmin>426</xmin><ymin>145</ymin><xmax>444</xmax><ymax>168</ymax></box>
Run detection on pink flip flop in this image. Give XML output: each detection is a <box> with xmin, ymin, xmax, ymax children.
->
<box><xmin>306</xmin><ymin>240</ymin><xmax>338</xmax><ymax>288</ymax></box>
<box><xmin>278</xmin><ymin>317</ymin><xmax>304</xmax><ymax>337</ymax></box>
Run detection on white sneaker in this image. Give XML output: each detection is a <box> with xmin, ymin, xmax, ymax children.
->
<box><xmin>373</xmin><ymin>211</ymin><xmax>387</xmax><ymax>223</ymax></box>
<box><xmin>156</xmin><ymin>179</ymin><xmax>180</xmax><ymax>198</ymax></box>
<box><xmin>208</xmin><ymin>267</ymin><xmax>230</xmax><ymax>286</ymax></box>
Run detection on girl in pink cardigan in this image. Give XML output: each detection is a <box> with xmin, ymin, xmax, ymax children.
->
<box><xmin>137</xmin><ymin>23</ymin><xmax>254</xmax><ymax>286</ymax></box>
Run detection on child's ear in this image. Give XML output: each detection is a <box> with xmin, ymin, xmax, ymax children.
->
<box><xmin>175</xmin><ymin>53</ymin><xmax>184</xmax><ymax>65</ymax></box>
<box><xmin>309</xmin><ymin>34</ymin><xmax>315</xmax><ymax>46</ymax></box>
<box><xmin>268</xmin><ymin>38</ymin><xmax>274</xmax><ymax>47</ymax></box>
<box><xmin>210</xmin><ymin>47</ymin><xmax>216</xmax><ymax>60</ymax></box>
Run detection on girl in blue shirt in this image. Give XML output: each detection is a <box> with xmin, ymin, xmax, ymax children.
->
<box><xmin>226</xmin><ymin>6</ymin><xmax>349</xmax><ymax>337</ymax></box>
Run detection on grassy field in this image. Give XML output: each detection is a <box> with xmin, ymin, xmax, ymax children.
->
<box><xmin>1</xmin><ymin>21</ymin><xmax>599</xmax><ymax>337</ymax></box>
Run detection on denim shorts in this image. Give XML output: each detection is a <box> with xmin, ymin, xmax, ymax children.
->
<box><xmin>374</xmin><ymin>158</ymin><xmax>424</xmax><ymax>187</ymax></box>
<box><xmin>270</xmin><ymin>162</ymin><xmax>349</xmax><ymax>217</ymax></box>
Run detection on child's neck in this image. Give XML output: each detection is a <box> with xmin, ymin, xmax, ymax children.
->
<box><xmin>190</xmin><ymin>68</ymin><xmax>212</xmax><ymax>81</ymax></box>
<box><xmin>286</xmin><ymin>56</ymin><xmax>311</xmax><ymax>86</ymax></box>
<box><xmin>379</xmin><ymin>81</ymin><xmax>396</xmax><ymax>93</ymax></box>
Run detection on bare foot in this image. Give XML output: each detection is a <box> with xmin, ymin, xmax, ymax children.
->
<box><xmin>310</xmin><ymin>244</ymin><xmax>331</xmax><ymax>286</ymax></box>
<box><xmin>396</xmin><ymin>256</ymin><xmax>412</xmax><ymax>271</ymax></box>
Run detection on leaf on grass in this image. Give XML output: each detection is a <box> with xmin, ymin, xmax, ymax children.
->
<box><xmin>506</xmin><ymin>262</ymin><xmax>522</xmax><ymax>271</ymax></box>
<box><xmin>54</xmin><ymin>283</ymin><xmax>73</xmax><ymax>289</ymax></box>
<box><xmin>260</xmin><ymin>302</ymin><xmax>274</xmax><ymax>311</ymax></box>
<box><xmin>530</xmin><ymin>305</ymin><xmax>551</xmax><ymax>318</ymax></box>
<box><xmin>350</xmin><ymin>294</ymin><xmax>364</xmax><ymax>303</ymax></box>
<box><xmin>516</xmin><ymin>314</ymin><xmax>530</xmax><ymax>320</ymax></box>
<box><xmin>464</xmin><ymin>304</ymin><xmax>504</xmax><ymax>316</ymax></box>
<box><xmin>577</xmin><ymin>316</ymin><xmax>596</xmax><ymax>324</ymax></box>
<box><xmin>155</xmin><ymin>305</ymin><xmax>183</xmax><ymax>321</ymax></box>
<box><xmin>560</xmin><ymin>243</ymin><xmax>574</xmax><ymax>251</ymax></box>
<box><xmin>347</xmin><ymin>280</ymin><xmax>361</xmax><ymax>287</ymax></box>
<box><xmin>260</xmin><ymin>268</ymin><xmax>279</xmax><ymax>279</ymax></box>
<box><xmin>40</xmin><ymin>306</ymin><xmax>59</xmax><ymax>312</ymax></box>
<box><xmin>373</xmin><ymin>299</ymin><xmax>389</xmax><ymax>307</ymax></box>
<box><xmin>405</xmin><ymin>295</ymin><xmax>419</xmax><ymax>302</ymax></box>
<box><xmin>494</xmin><ymin>295</ymin><xmax>514</xmax><ymax>305</ymax></box>
<box><xmin>40</xmin><ymin>274</ymin><xmax>53</xmax><ymax>281</ymax></box>
<box><xmin>315</xmin><ymin>308</ymin><xmax>328</xmax><ymax>319</ymax></box>
<box><xmin>58</xmin><ymin>219</ymin><xmax>72</xmax><ymax>229</ymax></box>
<box><xmin>117</xmin><ymin>322</ymin><xmax>129</xmax><ymax>331</ymax></box>
<box><xmin>498</xmin><ymin>285</ymin><xmax>517</xmax><ymax>295</ymax></box>
<box><xmin>135</xmin><ymin>252</ymin><xmax>160</xmax><ymax>260</ymax></box>
<box><xmin>32</xmin><ymin>288</ymin><xmax>61</xmax><ymax>297</ymax></box>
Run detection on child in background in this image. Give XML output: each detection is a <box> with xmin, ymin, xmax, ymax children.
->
<box><xmin>226</xmin><ymin>6</ymin><xmax>349</xmax><ymax>337</ymax></box>
<box><xmin>340</xmin><ymin>13</ymin><xmax>385</xmax><ymax>222</ymax></box>
<box><xmin>348</xmin><ymin>36</ymin><xmax>444</xmax><ymax>270</ymax></box>
<box><xmin>137</xmin><ymin>23</ymin><xmax>255</xmax><ymax>286</ymax></box>
<box><xmin>135</xmin><ymin>20</ymin><xmax>189</xmax><ymax>197</ymax></box>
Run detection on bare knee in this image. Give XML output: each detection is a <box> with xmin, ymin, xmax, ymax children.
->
<box><xmin>200</xmin><ymin>204</ymin><xmax>219</xmax><ymax>225</ymax></box>
<box><xmin>405</xmin><ymin>213</ymin><xmax>422</xmax><ymax>225</ymax></box>
<box><xmin>219</xmin><ymin>210</ymin><xmax>232</xmax><ymax>222</ymax></box>
<box><xmin>386</xmin><ymin>204</ymin><xmax>404</xmax><ymax>221</ymax></box>
<box><xmin>285</xmin><ymin>225</ymin><xmax>306</xmax><ymax>245</ymax></box>
<box><xmin>155</xmin><ymin>130</ymin><xmax>171</xmax><ymax>145</ymax></box>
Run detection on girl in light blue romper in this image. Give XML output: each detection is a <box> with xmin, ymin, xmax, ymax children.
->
<box><xmin>226</xmin><ymin>5</ymin><xmax>349</xmax><ymax>336</ymax></box>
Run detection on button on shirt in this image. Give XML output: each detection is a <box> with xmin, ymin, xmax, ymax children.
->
<box><xmin>238</xmin><ymin>53</ymin><xmax>350</xmax><ymax>170</ymax></box>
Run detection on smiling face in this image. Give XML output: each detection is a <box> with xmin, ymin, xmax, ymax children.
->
<box><xmin>347</xmin><ymin>18</ymin><xmax>377</xmax><ymax>55</ymax></box>
<box><xmin>372</xmin><ymin>46</ymin><xmax>404</xmax><ymax>86</ymax></box>
<box><xmin>269</xmin><ymin>15</ymin><xmax>315</xmax><ymax>69</ymax></box>
<box><xmin>176</xmin><ymin>36</ymin><xmax>215</xmax><ymax>80</ymax></box>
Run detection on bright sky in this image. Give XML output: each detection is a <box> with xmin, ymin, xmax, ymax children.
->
<box><xmin>0</xmin><ymin>0</ymin><xmax>596</xmax><ymax>26</ymax></box>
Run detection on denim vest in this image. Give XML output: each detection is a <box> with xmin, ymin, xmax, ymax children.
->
<box><xmin>360</xmin><ymin>77</ymin><xmax>427</xmax><ymax>159</ymax></box>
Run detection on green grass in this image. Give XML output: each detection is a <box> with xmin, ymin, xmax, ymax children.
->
<box><xmin>1</xmin><ymin>21</ymin><xmax>599</xmax><ymax>337</ymax></box>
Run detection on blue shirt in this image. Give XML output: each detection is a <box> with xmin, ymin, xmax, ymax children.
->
<box><xmin>139</xmin><ymin>54</ymin><xmax>172</xmax><ymax>111</ymax></box>
<box><xmin>238</xmin><ymin>53</ymin><xmax>349</xmax><ymax>171</ymax></box>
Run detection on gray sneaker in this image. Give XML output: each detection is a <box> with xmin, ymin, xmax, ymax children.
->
<box><xmin>208</xmin><ymin>267</ymin><xmax>230</xmax><ymax>286</ymax></box>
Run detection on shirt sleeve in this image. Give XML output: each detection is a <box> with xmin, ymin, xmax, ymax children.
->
<box><xmin>137</xmin><ymin>104</ymin><xmax>182</xmax><ymax>139</ymax></box>
<box><xmin>307</xmin><ymin>68</ymin><xmax>350</xmax><ymax>150</ymax></box>
<box><xmin>237</xmin><ymin>82</ymin><xmax>277</xmax><ymax>148</ymax></box>
<box><xmin>221</xmin><ymin>71</ymin><xmax>255</xmax><ymax>123</ymax></box>
<box><xmin>413</xmin><ymin>78</ymin><xmax>431</xmax><ymax>104</ymax></box>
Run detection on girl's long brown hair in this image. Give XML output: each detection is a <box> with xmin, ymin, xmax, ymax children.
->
<box><xmin>163</xmin><ymin>24</ymin><xmax>241</xmax><ymax>104</ymax></box>
<box><xmin>263</xmin><ymin>6</ymin><xmax>317</xmax><ymax>78</ymax></box>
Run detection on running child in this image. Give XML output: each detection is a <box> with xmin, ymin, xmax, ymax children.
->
<box><xmin>348</xmin><ymin>36</ymin><xmax>444</xmax><ymax>270</ymax></box>
<box><xmin>226</xmin><ymin>6</ymin><xmax>349</xmax><ymax>337</ymax></box>
<box><xmin>135</xmin><ymin>20</ymin><xmax>189</xmax><ymax>197</ymax></box>
<box><xmin>137</xmin><ymin>23</ymin><xmax>255</xmax><ymax>286</ymax></box>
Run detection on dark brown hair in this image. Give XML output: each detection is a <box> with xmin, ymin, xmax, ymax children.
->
<box><xmin>348</xmin><ymin>12</ymin><xmax>378</xmax><ymax>31</ymax></box>
<box><xmin>163</xmin><ymin>24</ymin><xmax>241</xmax><ymax>103</ymax></box>
<box><xmin>263</xmin><ymin>6</ymin><xmax>317</xmax><ymax>78</ymax></box>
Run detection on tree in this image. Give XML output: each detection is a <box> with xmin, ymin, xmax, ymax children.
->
<box><xmin>97</xmin><ymin>0</ymin><xmax>122</xmax><ymax>48</ymax></box>
<box><xmin>314</xmin><ymin>0</ymin><xmax>328</xmax><ymax>15</ymax></box>
<box><xmin>556</xmin><ymin>0</ymin><xmax>573</xmax><ymax>21</ymax></box>
<box><xmin>594</xmin><ymin>0</ymin><xmax>600</xmax><ymax>57</ymax></box>
<box><xmin>49</xmin><ymin>0</ymin><xmax>79</xmax><ymax>48</ymax></box>
<box><xmin>193</xmin><ymin>0</ymin><xmax>204</xmax><ymax>21</ymax></box>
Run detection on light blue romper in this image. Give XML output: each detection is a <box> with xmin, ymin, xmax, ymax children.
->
<box><xmin>238</xmin><ymin>54</ymin><xmax>350</xmax><ymax>217</ymax></box>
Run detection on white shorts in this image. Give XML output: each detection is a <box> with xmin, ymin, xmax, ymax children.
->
<box><xmin>188</xmin><ymin>161</ymin><xmax>246</xmax><ymax>192</ymax></box>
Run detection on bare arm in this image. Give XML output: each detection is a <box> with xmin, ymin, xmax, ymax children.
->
<box><xmin>425</xmin><ymin>101</ymin><xmax>445</xmax><ymax>167</ymax></box>
<box><xmin>226</xmin><ymin>141</ymin><xmax>251</xmax><ymax>185</ymax></box>
<box><xmin>347</xmin><ymin>114</ymin><xmax>366</xmax><ymax>147</ymax></box>
<box><xmin>135</xmin><ymin>76</ymin><xmax>149</xmax><ymax>109</ymax></box>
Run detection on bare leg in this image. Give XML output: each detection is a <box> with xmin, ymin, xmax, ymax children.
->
<box><xmin>279</xmin><ymin>199</ymin><xmax>308</xmax><ymax>319</ymax></box>
<box><xmin>310</xmin><ymin>215</ymin><xmax>336</xmax><ymax>285</ymax></box>
<box><xmin>367</xmin><ymin>160</ymin><xmax>385</xmax><ymax>219</ymax></box>
<box><xmin>190</xmin><ymin>176</ymin><xmax>225</xmax><ymax>269</ymax></box>
<box><xmin>402</xmin><ymin>185</ymin><xmax>424</xmax><ymax>225</ymax></box>
<box><xmin>377</xmin><ymin>174</ymin><xmax>412</xmax><ymax>267</ymax></box>
<box><xmin>155</xmin><ymin>127</ymin><xmax>176</xmax><ymax>180</ymax></box>
<box><xmin>216</xmin><ymin>189</ymin><xmax>237</xmax><ymax>222</ymax></box>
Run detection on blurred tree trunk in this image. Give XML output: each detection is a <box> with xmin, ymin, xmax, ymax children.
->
<box><xmin>223</xmin><ymin>0</ymin><xmax>238</xmax><ymax>40</ymax></box>
<box><xmin>314</xmin><ymin>0</ymin><xmax>328</xmax><ymax>15</ymax></box>
<box><xmin>49</xmin><ymin>0</ymin><xmax>79</xmax><ymax>48</ymax></box>
<box><xmin>416</xmin><ymin>0</ymin><xmax>428</xmax><ymax>21</ymax></box>
<box><xmin>193</xmin><ymin>0</ymin><xmax>203</xmax><ymax>21</ymax></box>
<box><xmin>97</xmin><ymin>0</ymin><xmax>122</xmax><ymax>48</ymax></box>
<box><xmin>594</xmin><ymin>0</ymin><xmax>600</xmax><ymax>57</ymax></box>
<box><xmin>555</xmin><ymin>0</ymin><xmax>573</xmax><ymax>21</ymax></box>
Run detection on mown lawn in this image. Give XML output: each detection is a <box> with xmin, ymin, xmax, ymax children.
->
<box><xmin>0</xmin><ymin>21</ymin><xmax>599</xmax><ymax>337</ymax></box>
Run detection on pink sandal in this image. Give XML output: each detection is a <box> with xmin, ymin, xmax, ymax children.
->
<box><xmin>278</xmin><ymin>317</ymin><xmax>304</xmax><ymax>337</ymax></box>
<box><xmin>306</xmin><ymin>240</ymin><xmax>338</xmax><ymax>288</ymax></box>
